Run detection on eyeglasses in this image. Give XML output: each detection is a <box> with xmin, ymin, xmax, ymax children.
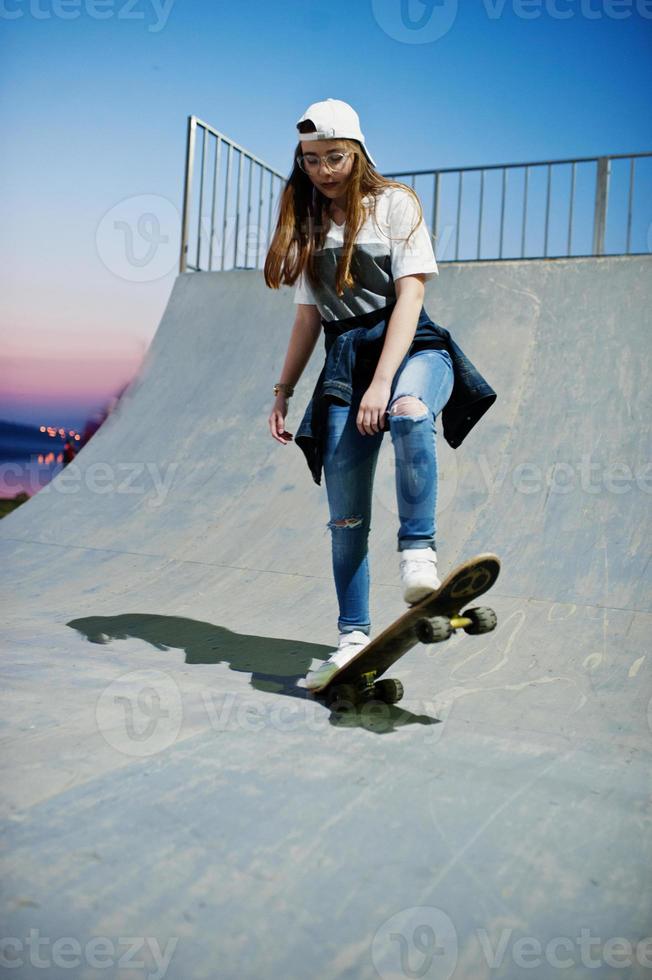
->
<box><xmin>296</xmin><ymin>150</ymin><xmax>352</xmax><ymax>174</ymax></box>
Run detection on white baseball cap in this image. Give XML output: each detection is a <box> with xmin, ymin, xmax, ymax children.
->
<box><xmin>296</xmin><ymin>98</ymin><xmax>376</xmax><ymax>168</ymax></box>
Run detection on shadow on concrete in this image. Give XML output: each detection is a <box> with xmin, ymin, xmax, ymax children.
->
<box><xmin>67</xmin><ymin>612</ymin><xmax>440</xmax><ymax>733</ymax></box>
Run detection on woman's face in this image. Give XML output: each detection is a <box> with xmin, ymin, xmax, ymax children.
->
<box><xmin>298</xmin><ymin>140</ymin><xmax>355</xmax><ymax>199</ymax></box>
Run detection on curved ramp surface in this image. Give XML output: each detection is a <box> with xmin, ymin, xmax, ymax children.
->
<box><xmin>1</xmin><ymin>256</ymin><xmax>650</xmax><ymax>980</ymax></box>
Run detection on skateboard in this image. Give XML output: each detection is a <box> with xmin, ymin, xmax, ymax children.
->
<box><xmin>313</xmin><ymin>553</ymin><xmax>500</xmax><ymax>709</ymax></box>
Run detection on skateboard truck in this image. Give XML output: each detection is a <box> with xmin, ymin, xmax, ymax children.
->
<box><xmin>315</xmin><ymin>554</ymin><xmax>501</xmax><ymax>711</ymax></box>
<box><xmin>414</xmin><ymin>606</ymin><xmax>498</xmax><ymax>644</ymax></box>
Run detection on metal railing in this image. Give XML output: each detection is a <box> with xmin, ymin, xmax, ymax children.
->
<box><xmin>385</xmin><ymin>152</ymin><xmax>651</xmax><ymax>263</ymax></box>
<box><xmin>180</xmin><ymin>116</ymin><xmax>286</xmax><ymax>274</ymax></box>
<box><xmin>180</xmin><ymin>115</ymin><xmax>651</xmax><ymax>272</ymax></box>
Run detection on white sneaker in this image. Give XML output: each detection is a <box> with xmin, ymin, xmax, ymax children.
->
<box><xmin>305</xmin><ymin>629</ymin><xmax>371</xmax><ymax>692</ymax></box>
<box><xmin>399</xmin><ymin>547</ymin><xmax>441</xmax><ymax>603</ymax></box>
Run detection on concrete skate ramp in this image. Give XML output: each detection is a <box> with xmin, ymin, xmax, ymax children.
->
<box><xmin>1</xmin><ymin>255</ymin><xmax>650</xmax><ymax>979</ymax></box>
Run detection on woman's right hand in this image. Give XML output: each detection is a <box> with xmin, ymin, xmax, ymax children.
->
<box><xmin>268</xmin><ymin>395</ymin><xmax>294</xmax><ymax>445</ymax></box>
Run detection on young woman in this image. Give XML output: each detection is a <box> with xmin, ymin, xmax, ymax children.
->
<box><xmin>264</xmin><ymin>98</ymin><xmax>496</xmax><ymax>692</ymax></box>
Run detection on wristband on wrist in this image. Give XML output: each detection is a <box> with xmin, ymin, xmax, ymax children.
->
<box><xmin>273</xmin><ymin>382</ymin><xmax>295</xmax><ymax>398</ymax></box>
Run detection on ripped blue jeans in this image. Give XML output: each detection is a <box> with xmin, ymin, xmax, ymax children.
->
<box><xmin>322</xmin><ymin>348</ymin><xmax>454</xmax><ymax>635</ymax></box>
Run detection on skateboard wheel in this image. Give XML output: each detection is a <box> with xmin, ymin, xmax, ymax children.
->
<box><xmin>373</xmin><ymin>679</ymin><xmax>404</xmax><ymax>704</ymax></box>
<box><xmin>415</xmin><ymin>615</ymin><xmax>453</xmax><ymax>644</ymax></box>
<box><xmin>463</xmin><ymin>606</ymin><xmax>497</xmax><ymax>634</ymax></box>
<box><xmin>325</xmin><ymin>683</ymin><xmax>358</xmax><ymax>711</ymax></box>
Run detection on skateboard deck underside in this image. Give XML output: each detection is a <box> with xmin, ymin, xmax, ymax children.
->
<box><xmin>318</xmin><ymin>553</ymin><xmax>500</xmax><ymax>694</ymax></box>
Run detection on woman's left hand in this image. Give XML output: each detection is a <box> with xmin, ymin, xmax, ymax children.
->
<box><xmin>357</xmin><ymin>379</ymin><xmax>392</xmax><ymax>435</ymax></box>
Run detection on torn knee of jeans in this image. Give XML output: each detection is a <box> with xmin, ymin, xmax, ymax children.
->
<box><xmin>389</xmin><ymin>395</ymin><xmax>429</xmax><ymax>418</ymax></box>
<box><xmin>327</xmin><ymin>515</ymin><xmax>364</xmax><ymax>529</ymax></box>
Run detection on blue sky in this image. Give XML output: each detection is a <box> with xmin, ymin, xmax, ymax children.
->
<box><xmin>1</xmin><ymin>0</ymin><xmax>651</xmax><ymax>428</ymax></box>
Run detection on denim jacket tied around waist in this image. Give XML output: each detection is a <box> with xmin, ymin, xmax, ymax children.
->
<box><xmin>294</xmin><ymin>302</ymin><xmax>497</xmax><ymax>487</ymax></box>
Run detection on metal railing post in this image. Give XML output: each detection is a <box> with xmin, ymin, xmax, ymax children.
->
<box><xmin>179</xmin><ymin>115</ymin><xmax>197</xmax><ymax>274</ymax></box>
<box><xmin>592</xmin><ymin>156</ymin><xmax>610</xmax><ymax>256</ymax></box>
<box><xmin>625</xmin><ymin>157</ymin><xmax>635</xmax><ymax>255</ymax></box>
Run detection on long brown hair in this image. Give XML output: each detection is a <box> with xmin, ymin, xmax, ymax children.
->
<box><xmin>263</xmin><ymin>122</ymin><xmax>427</xmax><ymax>299</ymax></box>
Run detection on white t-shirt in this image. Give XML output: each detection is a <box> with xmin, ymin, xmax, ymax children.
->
<box><xmin>292</xmin><ymin>185</ymin><xmax>438</xmax><ymax>322</ymax></box>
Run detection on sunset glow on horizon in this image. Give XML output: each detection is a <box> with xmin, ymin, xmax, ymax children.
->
<box><xmin>0</xmin><ymin>349</ymin><xmax>146</xmax><ymax>429</ymax></box>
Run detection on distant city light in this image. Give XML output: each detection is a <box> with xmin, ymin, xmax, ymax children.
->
<box><xmin>39</xmin><ymin>423</ymin><xmax>80</xmax><ymax>439</ymax></box>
